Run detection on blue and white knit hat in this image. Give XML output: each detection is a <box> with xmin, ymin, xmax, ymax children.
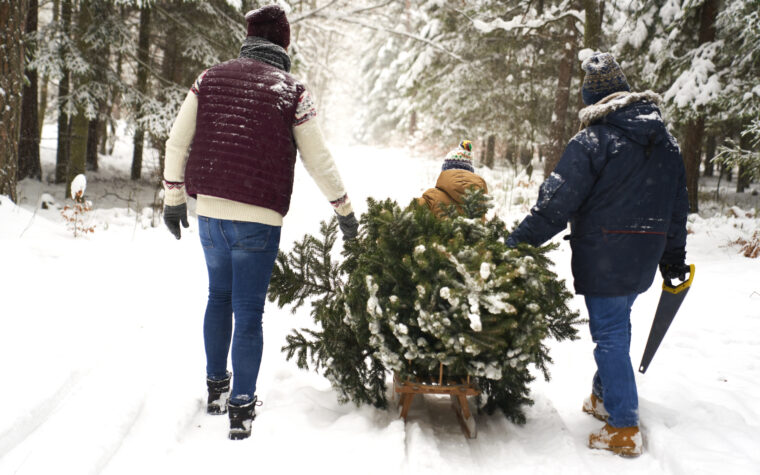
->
<box><xmin>442</xmin><ymin>140</ymin><xmax>474</xmax><ymax>172</ymax></box>
<box><xmin>581</xmin><ymin>52</ymin><xmax>631</xmax><ymax>105</ymax></box>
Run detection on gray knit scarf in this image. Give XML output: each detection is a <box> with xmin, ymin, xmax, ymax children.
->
<box><xmin>239</xmin><ymin>37</ymin><xmax>291</xmax><ymax>72</ymax></box>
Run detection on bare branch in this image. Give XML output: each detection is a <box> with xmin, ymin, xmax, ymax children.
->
<box><xmin>348</xmin><ymin>0</ymin><xmax>396</xmax><ymax>16</ymax></box>
<box><xmin>291</xmin><ymin>0</ymin><xmax>342</xmax><ymax>24</ymax></box>
<box><xmin>322</xmin><ymin>15</ymin><xmax>466</xmax><ymax>63</ymax></box>
<box><xmin>206</xmin><ymin>1</ymin><xmax>245</xmax><ymax>32</ymax></box>
<box><xmin>122</xmin><ymin>49</ymin><xmax>177</xmax><ymax>88</ymax></box>
<box><xmin>153</xmin><ymin>4</ymin><xmax>230</xmax><ymax>52</ymax></box>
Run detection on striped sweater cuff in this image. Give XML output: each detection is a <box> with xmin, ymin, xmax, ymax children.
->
<box><xmin>331</xmin><ymin>193</ymin><xmax>354</xmax><ymax>216</ymax></box>
<box><xmin>163</xmin><ymin>180</ymin><xmax>187</xmax><ymax>206</ymax></box>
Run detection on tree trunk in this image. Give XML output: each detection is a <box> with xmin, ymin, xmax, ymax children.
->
<box><xmin>0</xmin><ymin>0</ymin><xmax>30</xmax><ymax>202</ymax></box>
<box><xmin>520</xmin><ymin>144</ymin><xmax>533</xmax><ymax>178</ymax></box>
<box><xmin>131</xmin><ymin>4</ymin><xmax>151</xmax><ymax>181</ymax></box>
<box><xmin>66</xmin><ymin>0</ymin><xmax>92</xmax><ymax>193</ymax></box>
<box><xmin>485</xmin><ymin>135</ymin><xmax>496</xmax><ymax>169</ymax></box>
<box><xmin>38</xmin><ymin>75</ymin><xmax>48</xmax><ymax>136</ymax></box>
<box><xmin>681</xmin><ymin>117</ymin><xmax>704</xmax><ymax>213</ymax></box>
<box><xmin>38</xmin><ymin>0</ymin><xmax>57</xmax><ymax>136</ymax></box>
<box><xmin>582</xmin><ymin>0</ymin><xmax>603</xmax><ymax>50</ymax></box>
<box><xmin>67</xmin><ymin>110</ymin><xmax>88</xmax><ymax>198</ymax></box>
<box><xmin>505</xmin><ymin>141</ymin><xmax>516</xmax><ymax>167</ymax></box>
<box><xmin>86</xmin><ymin>118</ymin><xmax>99</xmax><ymax>171</ymax></box>
<box><xmin>18</xmin><ymin>0</ymin><xmax>41</xmax><ymax>181</ymax></box>
<box><xmin>545</xmin><ymin>22</ymin><xmax>576</xmax><ymax>177</ymax></box>
<box><xmin>55</xmin><ymin>0</ymin><xmax>73</xmax><ymax>184</ymax></box>
<box><xmin>160</xmin><ymin>1</ymin><xmax>182</xmax><ymax>85</ymax></box>
<box><xmin>680</xmin><ymin>0</ymin><xmax>718</xmax><ymax>212</ymax></box>
<box><xmin>157</xmin><ymin>5</ymin><xmax>181</xmax><ymax>177</ymax></box>
<box><xmin>85</xmin><ymin>0</ymin><xmax>111</xmax><ymax>172</ymax></box>
<box><xmin>736</xmin><ymin>129</ymin><xmax>751</xmax><ymax>193</ymax></box>
<box><xmin>703</xmin><ymin>134</ymin><xmax>716</xmax><ymax>177</ymax></box>
<box><xmin>104</xmin><ymin>8</ymin><xmax>125</xmax><ymax>157</ymax></box>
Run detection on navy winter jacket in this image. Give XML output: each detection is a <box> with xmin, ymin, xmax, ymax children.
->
<box><xmin>508</xmin><ymin>92</ymin><xmax>689</xmax><ymax>296</ymax></box>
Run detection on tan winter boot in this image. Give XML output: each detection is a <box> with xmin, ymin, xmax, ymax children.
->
<box><xmin>588</xmin><ymin>423</ymin><xmax>643</xmax><ymax>457</ymax></box>
<box><xmin>582</xmin><ymin>394</ymin><xmax>609</xmax><ymax>422</ymax></box>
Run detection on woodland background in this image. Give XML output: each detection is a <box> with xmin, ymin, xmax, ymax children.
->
<box><xmin>1</xmin><ymin>0</ymin><xmax>758</xmax><ymax>211</ymax></box>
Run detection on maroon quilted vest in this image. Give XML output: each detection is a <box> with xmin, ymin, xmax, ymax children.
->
<box><xmin>185</xmin><ymin>58</ymin><xmax>304</xmax><ymax>216</ymax></box>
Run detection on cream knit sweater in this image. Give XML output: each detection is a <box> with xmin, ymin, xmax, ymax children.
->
<box><xmin>163</xmin><ymin>88</ymin><xmax>353</xmax><ymax>226</ymax></box>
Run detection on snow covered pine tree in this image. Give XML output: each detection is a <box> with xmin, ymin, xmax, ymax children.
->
<box><xmin>269</xmin><ymin>190</ymin><xmax>581</xmax><ymax>424</ymax></box>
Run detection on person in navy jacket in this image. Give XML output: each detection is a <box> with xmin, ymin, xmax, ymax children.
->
<box><xmin>507</xmin><ymin>52</ymin><xmax>689</xmax><ymax>457</ymax></box>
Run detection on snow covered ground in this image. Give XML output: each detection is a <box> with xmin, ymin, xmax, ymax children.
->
<box><xmin>1</xmin><ymin>132</ymin><xmax>759</xmax><ymax>475</ymax></box>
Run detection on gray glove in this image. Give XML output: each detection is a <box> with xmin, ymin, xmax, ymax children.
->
<box><xmin>337</xmin><ymin>212</ymin><xmax>359</xmax><ymax>241</ymax></box>
<box><xmin>164</xmin><ymin>203</ymin><xmax>189</xmax><ymax>240</ymax></box>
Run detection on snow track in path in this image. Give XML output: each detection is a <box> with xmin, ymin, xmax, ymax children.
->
<box><xmin>0</xmin><ymin>349</ymin><xmax>148</xmax><ymax>475</ymax></box>
<box><xmin>0</xmin><ymin>371</ymin><xmax>86</xmax><ymax>459</ymax></box>
<box><xmin>398</xmin><ymin>392</ymin><xmax>594</xmax><ymax>474</ymax></box>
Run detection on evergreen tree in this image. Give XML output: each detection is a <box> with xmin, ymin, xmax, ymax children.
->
<box><xmin>269</xmin><ymin>190</ymin><xmax>581</xmax><ymax>423</ymax></box>
<box><xmin>357</xmin><ymin>0</ymin><xmax>587</xmax><ymax>174</ymax></box>
<box><xmin>709</xmin><ymin>0</ymin><xmax>760</xmax><ymax>189</ymax></box>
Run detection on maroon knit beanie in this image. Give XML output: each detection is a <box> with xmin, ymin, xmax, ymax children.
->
<box><xmin>245</xmin><ymin>5</ymin><xmax>291</xmax><ymax>50</ymax></box>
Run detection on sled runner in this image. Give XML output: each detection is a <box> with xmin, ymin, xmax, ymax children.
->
<box><xmin>393</xmin><ymin>363</ymin><xmax>480</xmax><ymax>438</ymax></box>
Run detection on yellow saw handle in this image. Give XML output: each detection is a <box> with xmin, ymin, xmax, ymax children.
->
<box><xmin>662</xmin><ymin>264</ymin><xmax>695</xmax><ymax>295</ymax></box>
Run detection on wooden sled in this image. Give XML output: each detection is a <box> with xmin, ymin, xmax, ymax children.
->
<box><xmin>393</xmin><ymin>363</ymin><xmax>480</xmax><ymax>438</ymax></box>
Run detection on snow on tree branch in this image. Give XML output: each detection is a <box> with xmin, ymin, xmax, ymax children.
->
<box><xmin>467</xmin><ymin>9</ymin><xmax>585</xmax><ymax>35</ymax></box>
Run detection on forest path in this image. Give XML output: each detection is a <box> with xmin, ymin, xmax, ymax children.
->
<box><xmin>1</xmin><ymin>145</ymin><xmax>759</xmax><ymax>474</ymax></box>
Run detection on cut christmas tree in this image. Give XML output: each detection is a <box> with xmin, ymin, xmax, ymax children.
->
<box><xmin>269</xmin><ymin>189</ymin><xmax>581</xmax><ymax>424</ymax></box>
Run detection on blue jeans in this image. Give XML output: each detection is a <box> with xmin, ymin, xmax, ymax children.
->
<box><xmin>198</xmin><ymin>216</ymin><xmax>281</xmax><ymax>405</ymax></box>
<box><xmin>585</xmin><ymin>294</ymin><xmax>639</xmax><ymax>428</ymax></box>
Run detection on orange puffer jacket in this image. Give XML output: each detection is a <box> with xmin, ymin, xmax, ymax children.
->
<box><xmin>417</xmin><ymin>169</ymin><xmax>488</xmax><ymax>218</ymax></box>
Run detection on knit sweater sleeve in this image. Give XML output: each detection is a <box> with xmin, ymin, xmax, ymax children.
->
<box><xmin>163</xmin><ymin>89</ymin><xmax>198</xmax><ymax>206</ymax></box>
<box><xmin>293</xmin><ymin>90</ymin><xmax>354</xmax><ymax>216</ymax></box>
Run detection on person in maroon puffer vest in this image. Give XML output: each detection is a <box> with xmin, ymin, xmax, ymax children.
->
<box><xmin>161</xmin><ymin>4</ymin><xmax>358</xmax><ymax>441</ymax></box>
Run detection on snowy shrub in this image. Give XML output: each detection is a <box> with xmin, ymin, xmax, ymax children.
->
<box><xmin>733</xmin><ymin>230</ymin><xmax>760</xmax><ymax>259</ymax></box>
<box><xmin>61</xmin><ymin>174</ymin><xmax>95</xmax><ymax>237</ymax></box>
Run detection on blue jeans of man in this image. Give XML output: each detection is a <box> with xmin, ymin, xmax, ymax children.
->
<box><xmin>585</xmin><ymin>294</ymin><xmax>639</xmax><ymax>428</ymax></box>
<box><xmin>198</xmin><ymin>216</ymin><xmax>281</xmax><ymax>405</ymax></box>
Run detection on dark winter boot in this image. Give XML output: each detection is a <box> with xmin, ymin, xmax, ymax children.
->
<box><xmin>206</xmin><ymin>372</ymin><xmax>231</xmax><ymax>415</ymax></box>
<box><xmin>228</xmin><ymin>396</ymin><xmax>260</xmax><ymax>440</ymax></box>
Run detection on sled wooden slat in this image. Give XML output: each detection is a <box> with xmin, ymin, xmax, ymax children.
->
<box><xmin>393</xmin><ymin>364</ymin><xmax>480</xmax><ymax>439</ymax></box>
